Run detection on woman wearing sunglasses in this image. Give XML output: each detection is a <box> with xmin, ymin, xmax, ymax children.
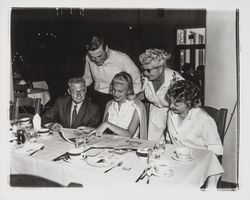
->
<box><xmin>139</xmin><ymin>48</ymin><xmax>183</xmax><ymax>141</ymax></box>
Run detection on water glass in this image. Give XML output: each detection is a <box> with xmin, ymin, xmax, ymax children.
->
<box><xmin>158</xmin><ymin>140</ymin><xmax>166</xmax><ymax>154</ymax></box>
<box><xmin>147</xmin><ymin>149</ymin><xmax>161</xmax><ymax>164</ymax></box>
<box><xmin>75</xmin><ymin>137</ymin><xmax>80</xmax><ymax>148</ymax></box>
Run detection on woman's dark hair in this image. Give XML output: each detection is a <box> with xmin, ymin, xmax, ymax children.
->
<box><xmin>166</xmin><ymin>80</ymin><xmax>201</xmax><ymax>109</ymax></box>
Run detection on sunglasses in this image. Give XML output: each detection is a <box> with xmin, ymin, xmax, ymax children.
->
<box><xmin>142</xmin><ymin>66</ymin><xmax>161</xmax><ymax>73</ymax></box>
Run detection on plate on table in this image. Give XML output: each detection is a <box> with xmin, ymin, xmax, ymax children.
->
<box><xmin>109</xmin><ymin>148</ymin><xmax>128</xmax><ymax>155</ymax></box>
<box><xmin>171</xmin><ymin>151</ymin><xmax>194</xmax><ymax>162</ymax></box>
<box><xmin>87</xmin><ymin>155</ymin><xmax>121</xmax><ymax>167</ymax></box>
<box><xmin>63</xmin><ymin>154</ymin><xmax>87</xmax><ymax>164</ymax></box>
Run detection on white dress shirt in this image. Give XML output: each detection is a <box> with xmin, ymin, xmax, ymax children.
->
<box><xmin>167</xmin><ymin>108</ymin><xmax>223</xmax><ymax>155</ymax></box>
<box><xmin>83</xmin><ymin>47</ymin><xmax>142</xmax><ymax>94</ymax></box>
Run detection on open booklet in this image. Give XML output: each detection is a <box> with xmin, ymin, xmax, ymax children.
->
<box><xmin>95</xmin><ymin>137</ymin><xmax>154</xmax><ymax>150</ymax></box>
<box><xmin>60</xmin><ymin>126</ymin><xmax>95</xmax><ymax>143</ymax></box>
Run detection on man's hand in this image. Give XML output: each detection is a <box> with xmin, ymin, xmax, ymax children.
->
<box><xmin>51</xmin><ymin>123</ymin><xmax>63</xmax><ymax>132</ymax></box>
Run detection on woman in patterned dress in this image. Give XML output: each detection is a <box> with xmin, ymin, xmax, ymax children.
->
<box><xmin>139</xmin><ymin>49</ymin><xmax>183</xmax><ymax>141</ymax></box>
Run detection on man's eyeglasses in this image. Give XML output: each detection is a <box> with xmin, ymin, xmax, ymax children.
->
<box><xmin>70</xmin><ymin>89</ymin><xmax>86</xmax><ymax>96</ymax></box>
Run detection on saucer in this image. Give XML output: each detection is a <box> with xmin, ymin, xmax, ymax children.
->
<box><xmin>87</xmin><ymin>155</ymin><xmax>121</xmax><ymax>167</ymax></box>
<box><xmin>171</xmin><ymin>152</ymin><xmax>193</xmax><ymax>162</ymax></box>
<box><xmin>38</xmin><ymin>128</ymin><xmax>50</xmax><ymax>135</ymax></box>
<box><xmin>38</xmin><ymin>133</ymin><xmax>52</xmax><ymax>139</ymax></box>
<box><xmin>148</xmin><ymin>160</ymin><xmax>174</xmax><ymax>177</ymax></box>
<box><xmin>110</xmin><ymin>149</ymin><xmax>128</xmax><ymax>155</ymax></box>
<box><xmin>63</xmin><ymin>155</ymin><xmax>87</xmax><ymax>163</ymax></box>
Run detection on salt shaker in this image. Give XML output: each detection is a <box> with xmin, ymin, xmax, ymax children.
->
<box><xmin>17</xmin><ymin>129</ymin><xmax>26</xmax><ymax>144</ymax></box>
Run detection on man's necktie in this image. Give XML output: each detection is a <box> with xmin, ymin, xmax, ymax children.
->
<box><xmin>71</xmin><ymin>105</ymin><xmax>77</xmax><ymax>127</ymax></box>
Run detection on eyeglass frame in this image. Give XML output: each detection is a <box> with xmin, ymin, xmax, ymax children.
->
<box><xmin>141</xmin><ymin>66</ymin><xmax>162</xmax><ymax>74</ymax></box>
<box><xmin>70</xmin><ymin>89</ymin><xmax>86</xmax><ymax>96</ymax></box>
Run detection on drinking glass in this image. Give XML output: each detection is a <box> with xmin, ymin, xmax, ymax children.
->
<box><xmin>157</xmin><ymin>140</ymin><xmax>166</xmax><ymax>154</ymax></box>
<box><xmin>75</xmin><ymin>137</ymin><xmax>80</xmax><ymax>148</ymax></box>
<box><xmin>147</xmin><ymin>149</ymin><xmax>160</xmax><ymax>164</ymax></box>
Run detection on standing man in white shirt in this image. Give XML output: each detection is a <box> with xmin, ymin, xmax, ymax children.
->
<box><xmin>83</xmin><ymin>35</ymin><xmax>142</xmax><ymax>117</ymax></box>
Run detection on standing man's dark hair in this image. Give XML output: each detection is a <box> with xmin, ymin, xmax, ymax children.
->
<box><xmin>86</xmin><ymin>35</ymin><xmax>106</xmax><ymax>51</ymax></box>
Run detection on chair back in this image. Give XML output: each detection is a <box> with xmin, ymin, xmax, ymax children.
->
<box><xmin>202</xmin><ymin>106</ymin><xmax>228</xmax><ymax>144</ymax></box>
<box><xmin>133</xmin><ymin>99</ymin><xmax>148</xmax><ymax>140</ymax></box>
<box><xmin>13</xmin><ymin>97</ymin><xmax>41</xmax><ymax>120</ymax></box>
<box><xmin>14</xmin><ymin>84</ymin><xmax>28</xmax><ymax>98</ymax></box>
<box><xmin>201</xmin><ymin>106</ymin><xmax>228</xmax><ymax>188</ymax></box>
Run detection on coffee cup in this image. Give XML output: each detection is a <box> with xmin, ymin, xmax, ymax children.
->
<box><xmin>175</xmin><ymin>147</ymin><xmax>192</xmax><ymax>160</ymax></box>
<box><xmin>38</xmin><ymin>128</ymin><xmax>50</xmax><ymax>136</ymax></box>
<box><xmin>136</xmin><ymin>148</ymin><xmax>149</xmax><ymax>158</ymax></box>
<box><xmin>19</xmin><ymin>117</ymin><xmax>31</xmax><ymax>127</ymax></box>
<box><xmin>68</xmin><ymin>148</ymin><xmax>83</xmax><ymax>160</ymax></box>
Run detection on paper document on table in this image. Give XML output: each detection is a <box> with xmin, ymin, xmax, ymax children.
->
<box><xmin>60</xmin><ymin>128</ymin><xmax>82</xmax><ymax>143</ymax></box>
<box><xmin>97</xmin><ymin>137</ymin><xmax>153</xmax><ymax>150</ymax></box>
<box><xmin>60</xmin><ymin>127</ymin><xmax>96</xmax><ymax>143</ymax></box>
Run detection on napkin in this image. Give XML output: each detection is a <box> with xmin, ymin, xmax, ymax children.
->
<box><xmin>33</xmin><ymin>113</ymin><xmax>41</xmax><ymax>131</ymax></box>
<box><xmin>14</xmin><ymin>142</ymin><xmax>44</xmax><ymax>155</ymax></box>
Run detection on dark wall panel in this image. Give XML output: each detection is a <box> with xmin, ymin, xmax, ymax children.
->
<box><xmin>11</xmin><ymin>8</ymin><xmax>205</xmax><ymax>104</ymax></box>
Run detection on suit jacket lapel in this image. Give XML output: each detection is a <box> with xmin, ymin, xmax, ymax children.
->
<box><xmin>65</xmin><ymin>98</ymin><xmax>72</xmax><ymax>128</ymax></box>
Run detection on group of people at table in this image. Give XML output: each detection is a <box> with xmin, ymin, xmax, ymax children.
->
<box><xmin>41</xmin><ymin>35</ymin><xmax>223</xmax><ymax>157</ymax></box>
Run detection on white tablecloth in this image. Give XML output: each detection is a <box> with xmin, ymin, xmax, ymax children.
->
<box><xmin>10</xmin><ymin>133</ymin><xmax>224</xmax><ymax>188</ymax></box>
<box><xmin>27</xmin><ymin>88</ymin><xmax>50</xmax><ymax>106</ymax></box>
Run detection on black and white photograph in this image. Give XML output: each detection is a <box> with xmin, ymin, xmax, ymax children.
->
<box><xmin>0</xmin><ymin>0</ymin><xmax>249</xmax><ymax>200</ymax></box>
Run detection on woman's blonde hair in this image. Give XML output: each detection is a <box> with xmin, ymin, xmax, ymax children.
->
<box><xmin>139</xmin><ymin>48</ymin><xmax>171</xmax><ymax>68</ymax></box>
<box><xmin>110</xmin><ymin>72</ymin><xmax>135</xmax><ymax>100</ymax></box>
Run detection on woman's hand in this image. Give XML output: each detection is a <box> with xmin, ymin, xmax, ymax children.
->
<box><xmin>51</xmin><ymin>122</ymin><xmax>63</xmax><ymax>132</ymax></box>
<box><xmin>95</xmin><ymin>122</ymin><xmax>109</xmax><ymax>137</ymax></box>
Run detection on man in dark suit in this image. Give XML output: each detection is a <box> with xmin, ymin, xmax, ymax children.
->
<box><xmin>42</xmin><ymin>77</ymin><xmax>101</xmax><ymax>131</ymax></box>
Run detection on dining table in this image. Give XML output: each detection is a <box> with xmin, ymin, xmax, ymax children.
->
<box><xmin>27</xmin><ymin>88</ymin><xmax>50</xmax><ymax>107</ymax></box>
<box><xmin>10</xmin><ymin>130</ymin><xmax>224</xmax><ymax>189</ymax></box>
